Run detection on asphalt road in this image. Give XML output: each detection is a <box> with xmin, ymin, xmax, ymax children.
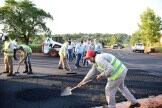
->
<box><xmin>0</xmin><ymin>48</ymin><xmax>162</xmax><ymax>108</ymax></box>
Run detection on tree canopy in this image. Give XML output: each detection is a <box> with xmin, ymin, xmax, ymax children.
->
<box><xmin>0</xmin><ymin>0</ymin><xmax>53</xmax><ymax>44</ymax></box>
<box><xmin>138</xmin><ymin>8</ymin><xmax>162</xmax><ymax>46</ymax></box>
<box><xmin>130</xmin><ymin>30</ymin><xmax>142</xmax><ymax>45</ymax></box>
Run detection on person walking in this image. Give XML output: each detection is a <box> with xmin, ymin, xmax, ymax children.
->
<box><xmin>58</xmin><ymin>41</ymin><xmax>70</xmax><ymax>71</ymax></box>
<box><xmin>2</xmin><ymin>35</ymin><xmax>14</xmax><ymax>76</ymax></box>
<box><xmin>67</xmin><ymin>41</ymin><xmax>73</xmax><ymax>62</ymax></box>
<box><xmin>83</xmin><ymin>40</ymin><xmax>89</xmax><ymax>67</ymax></box>
<box><xmin>76</xmin><ymin>50</ymin><xmax>141</xmax><ymax>108</ymax></box>
<box><xmin>75</xmin><ymin>40</ymin><xmax>84</xmax><ymax>68</ymax></box>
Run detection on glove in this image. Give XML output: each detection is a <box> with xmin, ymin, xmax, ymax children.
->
<box><xmin>96</xmin><ymin>74</ymin><xmax>104</xmax><ymax>81</ymax></box>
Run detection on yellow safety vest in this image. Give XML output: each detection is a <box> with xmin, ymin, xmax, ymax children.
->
<box><xmin>20</xmin><ymin>44</ymin><xmax>32</xmax><ymax>54</ymax></box>
<box><xmin>97</xmin><ymin>57</ymin><xmax>125</xmax><ymax>81</ymax></box>
<box><xmin>59</xmin><ymin>43</ymin><xmax>67</xmax><ymax>57</ymax></box>
<box><xmin>4</xmin><ymin>41</ymin><xmax>14</xmax><ymax>57</ymax></box>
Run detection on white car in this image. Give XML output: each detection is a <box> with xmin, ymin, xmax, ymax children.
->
<box><xmin>132</xmin><ymin>43</ymin><xmax>144</xmax><ymax>53</ymax></box>
<box><xmin>42</xmin><ymin>37</ymin><xmax>62</xmax><ymax>56</ymax></box>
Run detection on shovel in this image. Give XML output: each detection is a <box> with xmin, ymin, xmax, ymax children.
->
<box><xmin>61</xmin><ymin>80</ymin><xmax>92</xmax><ymax>96</ymax></box>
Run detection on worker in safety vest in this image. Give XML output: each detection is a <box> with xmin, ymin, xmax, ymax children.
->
<box><xmin>58</xmin><ymin>41</ymin><xmax>70</xmax><ymax>71</ymax></box>
<box><xmin>17</xmin><ymin>44</ymin><xmax>33</xmax><ymax>74</ymax></box>
<box><xmin>2</xmin><ymin>35</ymin><xmax>14</xmax><ymax>76</ymax></box>
<box><xmin>77</xmin><ymin>50</ymin><xmax>140</xmax><ymax>108</ymax></box>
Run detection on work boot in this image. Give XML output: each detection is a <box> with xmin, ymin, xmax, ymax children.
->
<box><xmin>27</xmin><ymin>72</ymin><xmax>33</xmax><ymax>74</ymax></box>
<box><xmin>129</xmin><ymin>103</ymin><xmax>141</xmax><ymax>108</ymax></box>
<box><xmin>65</xmin><ymin>68</ymin><xmax>70</xmax><ymax>71</ymax></box>
<box><xmin>58</xmin><ymin>66</ymin><xmax>63</xmax><ymax>69</ymax></box>
<box><xmin>3</xmin><ymin>71</ymin><xmax>9</xmax><ymax>73</ymax></box>
<box><xmin>23</xmin><ymin>70</ymin><xmax>28</xmax><ymax>73</ymax></box>
<box><xmin>27</xmin><ymin>68</ymin><xmax>33</xmax><ymax>74</ymax></box>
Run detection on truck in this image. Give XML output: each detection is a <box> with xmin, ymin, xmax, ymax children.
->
<box><xmin>132</xmin><ymin>43</ymin><xmax>145</xmax><ymax>53</ymax></box>
<box><xmin>42</xmin><ymin>37</ymin><xmax>63</xmax><ymax>57</ymax></box>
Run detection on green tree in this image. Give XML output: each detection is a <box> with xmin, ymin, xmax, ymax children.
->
<box><xmin>110</xmin><ymin>36</ymin><xmax>120</xmax><ymax>45</ymax></box>
<box><xmin>0</xmin><ymin>0</ymin><xmax>53</xmax><ymax>45</ymax></box>
<box><xmin>139</xmin><ymin>8</ymin><xmax>162</xmax><ymax>46</ymax></box>
<box><xmin>130</xmin><ymin>31</ymin><xmax>142</xmax><ymax>45</ymax></box>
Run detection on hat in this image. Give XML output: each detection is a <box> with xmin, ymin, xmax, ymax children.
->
<box><xmin>84</xmin><ymin>50</ymin><xmax>95</xmax><ymax>59</ymax></box>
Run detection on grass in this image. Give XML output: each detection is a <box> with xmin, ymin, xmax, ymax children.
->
<box><xmin>29</xmin><ymin>44</ymin><xmax>42</xmax><ymax>53</ymax></box>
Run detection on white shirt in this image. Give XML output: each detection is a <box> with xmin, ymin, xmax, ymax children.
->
<box><xmin>95</xmin><ymin>43</ymin><xmax>103</xmax><ymax>53</ymax></box>
<box><xmin>75</xmin><ymin>43</ymin><xmax>84</xmax><ymax>54</ymax></box>
<box><xmin>68</xmin><ymin>44</ymin><xmax>73</xmax><ymax>49</ymax></box>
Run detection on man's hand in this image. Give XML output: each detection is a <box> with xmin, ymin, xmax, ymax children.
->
<box><xmin>77</xmin><ymin>81</ymin><xmax>84</xmax><ymax>88</ymax></box>
<box><xmin>96</xmin><ymin>74</ymin><xmax>103</xmax><ymax>81</ymax></box>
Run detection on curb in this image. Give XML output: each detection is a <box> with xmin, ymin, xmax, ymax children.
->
<box><xmin>94</xmin><ymin>95</ymin><xmax>162</xmax><ymax>108</ymax></box>
<box><xmin>116</xmin><ymin>95</ymin><xmax>162</xmax><ymax>108</ymax></box>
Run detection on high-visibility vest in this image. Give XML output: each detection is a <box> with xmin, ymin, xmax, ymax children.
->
<box><xmin>96</xmin><ymin>57</ymin><xmax>125</xmax><ymax>81</ymax></box>
<box><xmin>4</xmin><ymin>41</ymin><xmax>14</xmax><ymax>56</ymax></box>
<box><xmin>59</xmin><ymin>43</ymin><xmax>67</xmax><ymax>57</ymax></box>
<box><xmin>20</xmin><ymin>44</ymin><xmax>32</xmax><ymax>54</ymax></box>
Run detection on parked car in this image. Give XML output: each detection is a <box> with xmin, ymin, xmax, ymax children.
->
<box><xmin>132</xmin><ymin>43</ymin><xmax>144</xmax><ymax>53</ymax></box>
<box><xmin>112</xmin><ymin>43</ymin><xmax>124</xmax><ymax>49</ymax></box>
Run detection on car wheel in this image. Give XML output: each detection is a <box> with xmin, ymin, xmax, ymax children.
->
<box><xmin>49</xmin><ymin>50</ymin><xmax>58</xmax><ymax>57</ymax></box>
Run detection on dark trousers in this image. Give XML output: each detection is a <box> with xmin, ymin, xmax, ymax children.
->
<box><xmin>83</xmin><ymin>51</ymin><xmax>88</xmax><ymax>66</ymax></box>
<box><xmin>75</xmin><ymin>53</ymin><xmax>81</xmax><ymax>67</ymax></box>
<box><xmin>83</xmin><ymin>58</ymin><xmax>88</xmax><ymax>66</ymax></box>
<box><xmin>24</xmin><ymin>54</ymin><xmax>32</xmax><ymax>73</ymax></box>
<box><xmin>68</xmin><ymin>49</ymin><xmax>73</xmax><ymax>62</ymax></box>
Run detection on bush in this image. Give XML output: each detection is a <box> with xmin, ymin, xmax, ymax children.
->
<box><xmin>123</xmin><ymin>44</ymin><xmax>128</xmax><ymax>48</ymax></box>
<box><xmin>154</xmin><ymin>47</ymin><xmax>162</xmax><ymax>53</ymax></box>
<box><xmin>29</xmin><ymin>44</ymin><xmax>42</xmax><ymax>53</ymax></box>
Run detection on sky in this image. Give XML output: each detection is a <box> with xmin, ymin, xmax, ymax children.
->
<box><xmin>0</xmin><ymin>0</ymin><xmax>162</xmax><ymax>35</ymax></box>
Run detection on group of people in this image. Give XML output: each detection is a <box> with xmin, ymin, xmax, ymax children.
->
<box><xmin>1</xmin><ymin>35</ymin><xmax>33</xmax><ymax>76</ymax></box>
<box><xmin>58</xmin><ymin>38</ymin><xmax>103</xmax><ymax>71</ymax></box>
<box><xmin>1</xmin><ymin>35</ymin><xmax>140</xmax><ymax>108</ymax></box>
<box><xmin>58</xmin><ymin>38</ymin><xmax>141</xmax><ymax>108</ymax></box>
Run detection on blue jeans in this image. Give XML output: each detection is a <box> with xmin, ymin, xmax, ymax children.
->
<box><xmin>83</xmin><ymin>59</ymin><xmax>88</xmax><ymax>66</ymax></box>
<box><xmin>75</xmin><ymin>53</ymin><xmax>81</xmax><ymax>67</ymax></box>
<box><xmin>68</xmin><ymin>49</ymin><xmax>73</xmax><ymax>62</ymax></box>
<box><xmin>24</xmin><ymin>53</ymin><xmax>32</xmax><ymax>72</ymax></box>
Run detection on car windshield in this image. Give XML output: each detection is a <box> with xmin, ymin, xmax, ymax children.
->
<box><xmin>136</xmin><ymin>44</ymin><xmax>143</xmax><ymax>46</ymax></box>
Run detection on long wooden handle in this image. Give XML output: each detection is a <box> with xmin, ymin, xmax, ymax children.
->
<box><xmin>71</xmin><ymin>80</ymin><xmax>92</xmax><ymax>91</ymax></box>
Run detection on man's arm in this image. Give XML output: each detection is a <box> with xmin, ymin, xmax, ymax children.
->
<box><xmin>77</xmin><ymin>64</ymin><xmax>98</xmax><ymax>86</ymax></box>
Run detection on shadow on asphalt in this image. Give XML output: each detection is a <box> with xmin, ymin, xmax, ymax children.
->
<box><xmin>0</xmin><ymin>69</ymin><xmax>162</xmax><ymax>108</ymax></box>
